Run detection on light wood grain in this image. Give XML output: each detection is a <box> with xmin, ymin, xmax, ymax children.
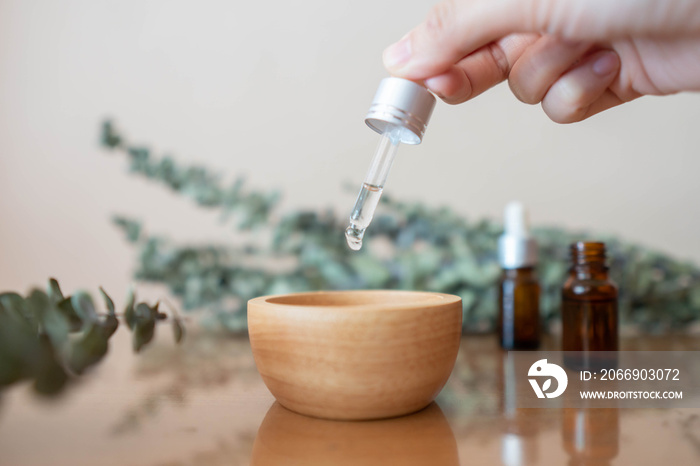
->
<box><xmin>247</xmin><ymin>290</ymin><xmax>462</xmax><ymax>420</ymax></box>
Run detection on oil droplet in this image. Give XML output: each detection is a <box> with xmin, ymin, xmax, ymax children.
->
<box><xmin>345</xmin><ymin>226</ymin><xmax>364</xmax><ymax>251</ymax></box>
<box><xmin>345</xmin><ymin>183</ymin><xmax>383</xmax><ymax>251</ymax></box>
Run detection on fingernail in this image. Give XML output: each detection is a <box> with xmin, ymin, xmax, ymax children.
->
<box><xmin>592</xmin><ymin>51</ymin><xmax>619</xmax><ymax>76</ymax></box>
<box><xmin>383</xmin><ymin>37</ymin><xmax>412</xmax><ymax>70</ymax></box>
<box><xmin>424</xmin><ymin>77</ymin><xmax>449</xmax><ymax>100</ymax></box>
<box><xmin>424</xmin><ymin>77</ymin><xmax>443</xmax><ymax>97</ymax></box>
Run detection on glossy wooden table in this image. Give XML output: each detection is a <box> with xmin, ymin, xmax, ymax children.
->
<box><xmin>1</xmin><ymin>329</ymin><xmax>699</xmax><ymax>465</ymax></box>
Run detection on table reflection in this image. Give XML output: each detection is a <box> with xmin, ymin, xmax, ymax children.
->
<box><xmin>562</xmin><ymin>408</ymin><xmax>619</xmax><ymax>466</ymax></box>
<box><xmin>3</xmin><ymin>333</ymin><xmax>698</xmax><ymax>465</ymax></box>
<box><xmin>497</xmin><ymin>350</ymin><xmax>621</xmax><ymax>466</ymax></box>
<box><xmin>499</xmin><ymin>351</ymin><xmax>543</xmax><ymax>466</ymax></box>
<box><xmin>251</xmin><ymin>402</ymin><xmax>459</xmax><ymax>465</ymax></box>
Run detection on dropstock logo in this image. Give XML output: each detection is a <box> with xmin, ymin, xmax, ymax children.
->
<box><xmin>528</xmin><ymin>359</ymin><xmax>568</xmax><ymax>398</ymax></box>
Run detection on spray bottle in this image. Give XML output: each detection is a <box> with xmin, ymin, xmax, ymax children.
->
<box><xmin>497</xmin><ymin>202</ymin><xmax>540</xmax><ymax>349</ymax></box>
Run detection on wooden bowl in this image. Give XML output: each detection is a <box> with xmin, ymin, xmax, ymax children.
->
<box><xmin>247</xmin><ymin>290</ymin><xmax>462</xmax><ymax>420</ymax></box>
<box><xmin>250</xmin><ymin>402</ymin><xmax>459</xmax><ymax>465</ymax></box>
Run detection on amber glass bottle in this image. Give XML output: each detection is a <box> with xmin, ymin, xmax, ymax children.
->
<box><xmin>498</xmin><ymin>267</ymin><xmax>540</xmax><ymax>349</ymax></box>
<box><xmin>562</xmin><ymin>242</ymin><xmax>618</xmax><ymax>370</ymax></box>
<box><xmin>497</xmin><ymin>202</ymin><xmax>540</xmax><ymax>350</ymax></box>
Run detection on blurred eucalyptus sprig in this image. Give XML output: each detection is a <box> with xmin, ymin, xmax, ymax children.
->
<box><xmin>102</xmin><ymin>120</ymin><xmax>700</xmax><ymax>334</ymax></box>
<box><xmin>0</xmin><ymin>278</ymin><xmax>184</xmax><ymax>397</ymax></box>
<box><xmin>102</xmin><ymin>120</ymin><xmax>279</xmax><ymax>229</ymax></box>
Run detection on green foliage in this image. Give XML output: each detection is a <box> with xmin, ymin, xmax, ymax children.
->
<box><xmin>0</xmin><ymin>279</ymin><xmax>184</xmax><ymax>397</ymax></box>
<box><xmin>102</xmin><ymin>120</ymin><xmax>279</xmax><ymax>229</ymax></box>
<box><xmin>103</xmin><ymin>120</ymin><xmax>700</xmax><ymax>334</ymax></box>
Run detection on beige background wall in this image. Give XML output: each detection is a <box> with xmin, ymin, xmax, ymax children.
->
<box><xmin>2</xmin><ymin>0</ymin><xmax>700</xmax><ymax>297</ymax></box>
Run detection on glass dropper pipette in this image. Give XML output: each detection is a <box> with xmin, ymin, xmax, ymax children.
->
<box><xmin>345</xmin><ymin>125</ymin><xmax>403</xmax><ymax>250</ymax></box>
<box><xmin>345</xmin><ymin>77</ymin><xmax>436</xmax><ymax>251</ymax></box>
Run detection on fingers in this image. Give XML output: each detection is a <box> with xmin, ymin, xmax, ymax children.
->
<box><xmin>381</xmin><ymin>0</ymin><xmax>631</xmax><ymax>122</ymax></box>
<box><xmin>382</xmin><ymin>0</ymin><xmax>681</xmax><ymax>81</ymax></box>
<box><xmin>422</xmin><ymin>34</ymin><xmax>593</xmax><ymax>107</ymax></box>
<box><xmin>541</xmin><ymin>50</ymin><xmax>622</xmax><ymax>123</ymax></box>
<box><xmin>383</xmin><ymin>0</ymin><xmax>527</xmax><ymax>79</ymax></box>
<box><xmin>425</xmin><ymin>42</ymin><xmax>624</xmax><ymax>122</ymax></box>
<box><xmin>424</xmin><ymin>34</ymin><xmax>539</xmax><ymax>104</ymax></box>
<box><xmin>509</xmin><ymin>36</ymin><xmax>593</xmax><ymax>104</ymax></box>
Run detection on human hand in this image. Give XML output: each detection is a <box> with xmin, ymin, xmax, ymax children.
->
<box><xmin>383</xmin><ymin>0</ymin><xmax>700</xmax><ymax>123</ymax></box>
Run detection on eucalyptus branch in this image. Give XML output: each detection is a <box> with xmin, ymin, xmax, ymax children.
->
<box><xmin>103</xmin><ymin>120</ymin><xmax>700</xmax><ymax>334</ymax></box>
<box><xmin>102</xmin><ymin>120</ymin><xmax>279</xmax><ymax>229</ymax></box>
<box><xmin>0</xmin><ymin>278</ymin><xmax>184</xmax><ymax>397</ymax></box>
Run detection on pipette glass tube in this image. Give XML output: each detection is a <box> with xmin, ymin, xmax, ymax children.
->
<box><xmin>345</xmin><ymin>125</ymin><xmax>401</xmax><ymax>251</ymax></box>
<box><xmin>345</xmin><ymin>77</ymin><xmax>436</xmax><ymax>251</ymax></box>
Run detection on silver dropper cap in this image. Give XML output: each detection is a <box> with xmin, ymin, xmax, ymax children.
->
<box><xmin>365</xmin><ymin>77</ymin><xmax>436</xmax><ymax>145</ymax></box>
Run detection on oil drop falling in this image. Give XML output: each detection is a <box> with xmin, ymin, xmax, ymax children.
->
<box><xmin>345</xmin><ymin>183</ymin><xmax>383</xmax><ymax>251</ymax></box>
<box><xmin>344</xmin><ymin>227</ymin><xmax>363</xmax><ymax>251</ymax></box>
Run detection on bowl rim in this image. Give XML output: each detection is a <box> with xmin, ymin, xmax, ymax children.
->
<box><xmin>248</xmin><ymin>289</ymin><xmax>462</xmax><ymax>313</ymax></box>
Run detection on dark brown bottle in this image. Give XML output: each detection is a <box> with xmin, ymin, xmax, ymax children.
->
<box><xmin>497</xmin><ymin>202</ymin><xmax>540</xmax><ymax>350</ymax></box>
<box><xmin>498</xmin><ymin>267</ymin><xmax>540</xmax><ymax>349</ymax></box>
<box><xmin>562</xmin><ymin>242</ymin><xmax>618</xmax><ymax>370</ymax></box>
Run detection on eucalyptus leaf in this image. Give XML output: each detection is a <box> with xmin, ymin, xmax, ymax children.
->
<box><xmin>68</xmin><ymin>323</ymin><xmax>109</xmax><ymax>375</ymax></box>
<box><xmin>0</xmin><ymin>293</ymin><xmax>26</xmax><ymax>316</ymax></box>
<box><xmin>101</xmin><ymin>120</ymin><xmax>122</xmax><ymax>148</ymax></box>
<box><xmin>56</xmin><ymin>298</ymin><xmax>83</xmax><ymax>332</ymax></box>
<box><xmin>102</xmin><ymin>314</ymin><xmax>119</xmax><ymax>339</ymax></box>
<box><xmin>113</xmin><ymin>216</ymin><xmax>142</xmax><ymax>243</ymax></box>
<box><xmin>26</xmin><ymin>290</ymin><xmax>68</xmax><ymax>346</ymax></box>
<box><xmin>37</xmin><ymin>302</ymin><xmax>70</xmax><ymax>349</ymax></box>
<box><xmin>132</xmin><ymin>302</ymin><xmax>159</xmax><ymax>352</ymax></box>
<box><xmin>26</xmin><ymin>289</ymin><xmax>50</xmax><ymax>310</ymax></box>
<box><xmin>71</xmin><ymin>292</ymin><xmax>98</xmax><ymax>324</ymax></box>
<box><xmin>48</xmin><ymin>278</ymin><xmax>64</xmax><ymax>304</ymax></box>
<box><xmin>0</xmin><ymin>311</ymin><xmax>32</xmax><ymax>386</ymax></box>
<box><xmin>172</xmin><ymin>318</ymin><xmax>184</xmax><ymax>344</ymax></box>
<box><xmin>152</xmin><ymin>301</ymin><xmax>167</xmax><ymax>320</ymax></box>
<box><xmin>124</xmin><ymin>288</ymin><xmax>136</xmax><ymax>330</ymax></box>
<box><xmin>133</xmin><ymin>318</ymin><xmax>156</xmax><ymax>353</ymax></box>
<box><xmin>135</xmin><ymin>302</ymin><xmax>156</xmax><ymax>320</ymax></box>
<box><xmin>0</xmin><ymin>292</ymin><xmax>35</xmax><ymax>331</ymax></box>
<box><xmin>99</xmin><ymin>287</ymin><xmax>116</xmax><ymax>316</ymax></box>
<box><xmin>33</xmin><ymin>335</ymin><xmax>68</xmax><ymax>396</ymax></box>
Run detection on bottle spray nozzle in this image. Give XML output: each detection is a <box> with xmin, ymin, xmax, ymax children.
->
<box><xmin>499</xmin><ymin>201</ymin><xmax>538</xmax><ymax>269</ymax></box>
<box><xmin>504</xmin><ymin>201</ymin><xmax>529</xmax><ymax>237</ymax></box>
